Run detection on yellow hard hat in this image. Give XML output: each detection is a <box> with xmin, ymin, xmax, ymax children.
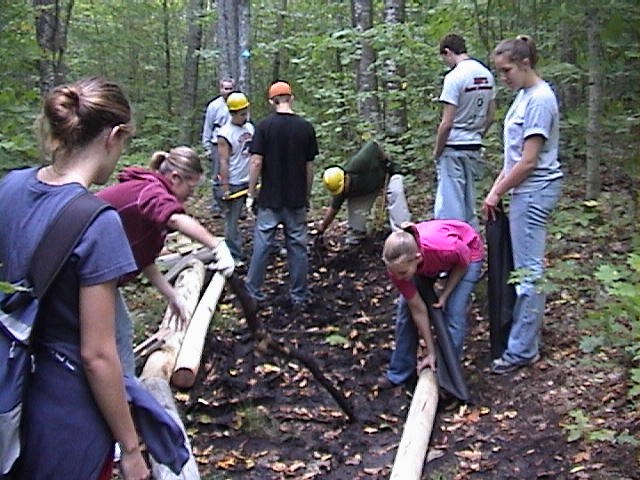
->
<box><xmin>227</xmin><ymin>92</ymin><xmax>250</xmax><ymax>111</ymax></box>
<box><xmin>322</xmin><ymin>167</ymin><xmax>345</xmax><ymax>195</ymax></box>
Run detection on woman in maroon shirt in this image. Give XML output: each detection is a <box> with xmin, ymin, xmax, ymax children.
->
<box><xmin>97</xmin><ymin>146</ymin><xmax>234</xmax><ymax>376</ymax></box>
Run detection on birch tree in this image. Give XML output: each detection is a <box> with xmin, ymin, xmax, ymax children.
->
<box><xmin>586</xmin><ymin>4</ymin><xmax>603</xmax><ymax>199</ymax></box>
<box><xmin>382</xmin><ymin>0</ymin><xmax>406</xmax><ymax>137</ymax></box>
<box><xmin>351</xmin><ymin>0</ymin><xmax>379</xmax><ymax>131</ymax></box>
<box><xmin>180</xmin><ymin>0</ymin><xmax>204</xmax><ymax>144</ymax></box>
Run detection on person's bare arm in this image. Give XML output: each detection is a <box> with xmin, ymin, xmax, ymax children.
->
<box><xmin>79</xmin><ymin>282</ymin><xmax>149</xmax><ymax>480</ymax></box>
<box><xmin>217</xmin><ymin>137</ymin><xmax>232</xmax><ymax>196</ymax></box>
<box><xmin>248</xmin><ymin>154</ymin><xmax>263</xmax><ymax>197</ymax></box>
<box><xmin>484</xmin><ymin>135</ymin><xmax>544</xmax><ymax>210</ymax></box>
<box><xmin>305</xmin><ymin>161</ymin><xmax>314</xmax><ymax>205</ymax></box>
<box><xmin>167</xmin><ymin>213</ymin><xmax>234</xmax><ymax>277</ymax></box>
<box><xmin>318</xmin><ymin>206</ymin><xmax>338</xmax><ymax>233</ymax></box>
<box><xmin>406</xmin><ymin>293</ymin><xmax>436</xmax><ymax>371</ymax></box>
<box><xmin>166</xmin><ymin>213</ymin><xmax>223</xmax><ymax>250</ymax></box>
<box><xmin>433</xmin><ymin>264</ymin><xmax>468</xmax><ymax>309</ymax></box>
<box><xmin>482</xmin><ymin>99</ymin><xmax>496</xmax><ymax>137</ymax></box>
<box><xmin>433</xmin><ymin>103</ymin><xmax>456</xmax><ymax>159</ymax></box>
<box><xmin>142</xmin><ymin>264</ymin><xmax>188</xmax><ymax>328</ymax></box>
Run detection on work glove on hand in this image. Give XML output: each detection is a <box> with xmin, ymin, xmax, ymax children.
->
<box><xmin>211</xmin><ymin>240</ymin><xmax>235</xmax><ymax>277</ymax></box>
<box><xmin>245</xmin><ymin>194</ymin><xmax>255</xmax><ymax>215</ymax></box>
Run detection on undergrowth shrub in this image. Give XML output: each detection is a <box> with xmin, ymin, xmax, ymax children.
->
<box><xmin>581</xmin><ymin>250</ymin><xmax>640</xmax><ymax>406</ymax></box>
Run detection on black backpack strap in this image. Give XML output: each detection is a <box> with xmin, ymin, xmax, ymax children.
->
<box><xmin>29</xmin><ymin>192</ymin><xmax>112</xmax><ymax>299</ymax></box>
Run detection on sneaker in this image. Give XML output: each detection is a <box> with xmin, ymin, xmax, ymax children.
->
<box><xmin>376</xmin><ymin>376</ymin><xmax>400</xmax><ymax>390</ymax></box>
<box><xmin>491</xmin><ymin>353</ymin><xmax>541</xmax><ymax>375</ymax></box>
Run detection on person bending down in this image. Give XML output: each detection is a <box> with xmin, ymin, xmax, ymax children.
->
<box><xmin>97</xmin><ymin>146</ymin><xmax>234</xmax><ymax>377</ymax></box>
<box><xmin>317</xmin><ymin>140</ymin><xmax>410</xmax><ymax>246</ymax></box>
<box><xmin>380</xmin><ymin>220</ymin><xmax>484</xmax><ymax>388</ymax></box>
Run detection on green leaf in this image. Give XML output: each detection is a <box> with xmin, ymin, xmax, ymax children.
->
<box><xmin>325</xmin><ymin>334</ymin><xmax>348</xmax><ymax>346</ymax></box>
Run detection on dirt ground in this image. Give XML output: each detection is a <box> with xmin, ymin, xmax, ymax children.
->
<box><xmin>127</xmin><ymin>175</ymin><xmax>638</xmax><ymax>480</ymax></box>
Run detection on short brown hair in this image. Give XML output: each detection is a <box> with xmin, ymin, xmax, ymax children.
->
<box><xmin>439</xmin><ymin>34</ymin><xmax>466</xmax><ymax>55</ymax></box>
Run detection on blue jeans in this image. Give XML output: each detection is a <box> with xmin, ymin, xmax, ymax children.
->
<box><xmin>115</xmin><ymin>289</ymin><xmax>136</xmax><ymax>377</ymax></box>
<box><xmin>246</xmin><ymin>207</ymin><xmax>309</xmax><ymax>303</ymax></box>
<box><xmin>222</xmin><ymin>186</ymin><xmax>247</xmax><ymax>260</ymax></box>
<box><xmin>434</xmin><ymin>148</ymin><xmax>483</xmax><ymax>230</ymax></box>
<box><xmin>387</xmin><ymin>260</ymin><xmax>483</xmax><ymax>385</ymax></box>
<box><xmin>502</xmin><ymin>179</ymin><xmax>562</xmax><ymax>364</ymax></box>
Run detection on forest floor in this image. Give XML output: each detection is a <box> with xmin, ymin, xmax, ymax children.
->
<box><xmin>125</xmin><ymin>165</ymin><xmax>639</xmax><ymax>480</ymax></box>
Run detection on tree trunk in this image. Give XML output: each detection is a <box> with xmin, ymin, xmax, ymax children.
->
<box><xmin>33</xmin><ymin>0</ymin><xmax>74</xmax><ymax>94</ymax></box>
<box><xmin>272</xmin><ymin>0</ymin><xmax>288</xmax><ymax>81</ymax></box>
<box><xmin>237</xmin><ymin>0</ymin><xmax>251</xmax><ymax>95</ymax></box>
<box><xmin>557</xmin><ymin>21</ymin><xmax>579</xmax><ymax>111</ymax></box>
<box><xmin>139</xmin><ymin>377</ymin><xmax>201</xmax><ymax>480</ymax></box>
<box><xmin>351</xmin><ymin>0</ymin><xmax>380</xmax><ymax>131</ymax></box>
<box><xmin>180</xmin><ymin>0</ymin><xmax>204</xmax><ymax>145</ymax></box>
<box><xmin>586</xmin><ymin>5</ymin><xmax>602</xmax><ymax>200</ymax></box>
<box><xmin>217</xmin><ymin>0</ymin><xmax>239</xmax><ymax>82</ymax></box>
<box><xmin>162</xmin><ymin>0</ymin><xmax>173</xmax><ymax>115</ymax></box>
<box><xmin>383</xmin><ymin>0</ymin><xmax>407</xmax><ymax>137</ymax></box>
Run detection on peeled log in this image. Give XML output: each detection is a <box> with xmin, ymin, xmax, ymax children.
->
<box><xmin>139</xmin><ymin>377</ymin><xmax>201</xmax><ymax>480</ymax></box>
<box><xmin>140</xmin><ymin>259</ymin><xmax>206</xmax><ymax>380</ymax></box>
<box><xmin>171</xmin><ymin>272</ymin><xmax>226</xmax><ymax>389</ymax></box>
<box><xmin>389</xmin><ymin>369</ymin><xmax>439</xmax><ymax>480</ymax></box>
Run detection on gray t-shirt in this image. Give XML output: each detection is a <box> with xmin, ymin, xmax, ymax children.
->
<box><xmin>217</xmin><ymin>120</ymin><xmax>255</xmax><ymax>184</ymax></box>
<box><xmin>439</xmin><ymin>58</ymin><xmax>496</xmax><ymax>146</ymax></box>
<box><xmin>503</xmin><ymin>81</ymin><xmax>563</xmax><ymax>193</ymax></box>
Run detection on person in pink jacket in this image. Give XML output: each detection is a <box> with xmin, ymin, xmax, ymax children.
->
<box><xmin>380</xmin><ymin>220</ymin><xmax>484</xmax><ymax>388</ymax></box>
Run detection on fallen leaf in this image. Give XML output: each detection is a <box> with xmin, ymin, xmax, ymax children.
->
<box><xmin>454</xmin><ymin>449</ymin><xmax>482</xmax><ymax>461</ymax></box>
<box><xmin>345</xmin><ymin>454</ymin><xmax>362</xmax><ymax>465</ymax></box>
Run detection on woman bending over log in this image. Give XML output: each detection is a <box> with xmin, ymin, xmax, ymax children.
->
<box><xmin>379</xmin><ymin>220</ymin><xmax>484</xmax><ymax>389</ymax></box>
<box><xmin>97</xmin><ymin>146</ymin><xmax>235</xmax><ymax>377</ymax></box>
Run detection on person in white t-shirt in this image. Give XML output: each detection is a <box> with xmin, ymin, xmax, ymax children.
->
<box><xmin>218</xmin><ymin>92</ymin><xmax>254</xmax><ymax>263</ymax></box>
<box><xmin>483</xmin><ymin>35</ymin><xmax>563</xmax><ymax>375</ymax></box>
<box><xmin>433</xmin><ymin>33</ymin><xmax>496</xmax><ymax>230</ymax></box>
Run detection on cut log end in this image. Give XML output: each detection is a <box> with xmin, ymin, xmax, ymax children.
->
<box><xmin>171</xmin><ymin>368</ymin><xmax>196</xmax><ymax>390</ymax></box>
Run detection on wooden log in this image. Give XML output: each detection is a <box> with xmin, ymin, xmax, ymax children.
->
<box><xmin>171</xmin><ymin>272</ymin><xmax>226</xmax><ymax>389</ymax></box>
<box><xmin>389</xmin><ymin>369</ymin><xmax>439</xmax><ymax>480</ymax></box>
<box><xmin>140</xmin><ymin>259</ymin><xmax>206</xmax><ymax>380</ymax></box>
<box><xmin>163</xmin><ymin>249</ymin><xmax>216</xmax><ymax>284</ymax></box>
<box><xmin>139</xmin><ymin>377</ymin><xmax>201</xmax><ymax>480</ymax></box>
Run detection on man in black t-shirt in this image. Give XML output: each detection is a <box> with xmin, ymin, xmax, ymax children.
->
<box><xmin>246</xmin><ymin>81</ymin><xmax>318</xmax><ymax>308</ymax></box>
